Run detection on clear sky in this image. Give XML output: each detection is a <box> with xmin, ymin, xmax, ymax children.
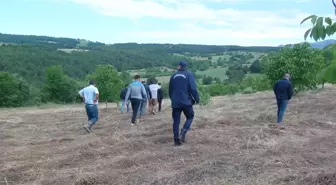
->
<box><xmin>0</xmin><ymin>0</ymin><xmax>331</xmax><ymax>46</ymax></box>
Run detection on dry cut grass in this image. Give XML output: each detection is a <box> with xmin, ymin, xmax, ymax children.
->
<box><xmin>1</xmin><ymin>87</ymin><xmax>336</xmax><ymax>185</ymax></box>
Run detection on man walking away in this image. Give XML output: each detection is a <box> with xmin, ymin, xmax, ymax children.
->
<box><xmin>119</xmin><ymin>84</ymin><xmax>130</xmax><ymax>113</ymax></box>
<box><xmin>78</xmin><ymin>80</ymin><xmax>99</xmax><ymax>133</ymax></box>
<box><xmin>139</xmin><ymin>81</ymin><xmax>152</xmax><ymax>116</ymax></box>
<box><xmin>125</xmin><ymin>75</ymin><xmax>147</xmax><ymax>125</ymax></box>
<box><xmin>149</xmin><ymin>81</ymin><xmax>161</xmax><ymax>115</ymax></box>
<box><xmin>273</xmin><ymin>73</ymin><xmax>293</xmax><ymax>130</ymax></box>
<box><xmin>157</xmin><ymin>83</ymin><xmax>164</xmax><ymax>112</ymax></box>
<box><xmin>169</xmin><ymin>61</ymin><xmax>199</xmax><ymax>146</ymax></box>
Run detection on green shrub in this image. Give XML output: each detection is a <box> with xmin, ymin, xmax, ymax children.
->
<box><xmin>198</xmin><ymin>85</ymin><xmax>211</xmax><ymax>105</ymax></box>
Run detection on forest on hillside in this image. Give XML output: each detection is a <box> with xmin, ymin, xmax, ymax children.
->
<box><xmin>1</xmin><ymin>33</ymin><xmax>334</xmax><ymax>108</ymax></box>
<box><xmin>0</xmin><ymin>33</ymin><xmax>276</xmax><ymax>85</ymax></box>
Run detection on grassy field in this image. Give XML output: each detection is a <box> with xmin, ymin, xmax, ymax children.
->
<box><xmin>196</xmin><ymin>67</ymin><xmax>228</xmax><ymax>80</ymax></box>
<box><xmin>57</xmin><ymin>48</ymin><xmax>89</xmax><ymax>53</ymax></box>
<box><xmin>211</xmin><ymin>51</ymin><xmax>264</xmax><ymax>64</ymax></box>
<box><xmin>156</xmin><ymin>76</ymin><xmax>171</xmax><ymax>83</ymax></box>
<box><xmin>1</xmin><ymin>87</ymin><xmax>336</xmax><ymax>184</ymax></box>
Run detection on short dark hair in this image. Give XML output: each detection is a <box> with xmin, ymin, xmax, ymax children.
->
<box><xmin>89</xmin><ymin>80</ymin><xmax>95</xmax><ymax>85</ymax></box>
<box><xmin>142</xmin><ymin>80</ymin><xmax>146</xmax><ymax>84</ymax></box>
<box><xmin>158</xmin><ymin>83</ymin><xmax>161</xmax><ymax>85</ymax></box>
<box><xmin>134</xmin><ymin>75</ymin><xmax>140</xmax><ymax>80</ymax></box>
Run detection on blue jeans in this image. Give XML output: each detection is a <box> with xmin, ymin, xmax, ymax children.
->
<box><xmin>85</xmin><ymin>104</ymin><xmax>99</xmax><ymax>128</ymax></box>
<box><xmin>120</xmin><ymin>100</ymin><xmax>130</xmax><ymax>113</ymax></box>
<box><xmin>277</xmin><ymin>100</ymin><xmax>288</xmax><ymax>124</ymax></box>
<box><xmin>172</xmin><ymin>106</ymin><xmax>194</xmax><ymax>139</ymax></box>
<box><xmin>130</xmin><ymin>98</ymin><xmax>142</xmax><ymax>123</ymax></box>
<box><xmin>138</xmin><ymin>99</ymin><xmax>147</xmax><ymax>116</ymax></box>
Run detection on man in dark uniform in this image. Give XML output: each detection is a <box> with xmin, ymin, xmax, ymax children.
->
<box><xmin>169</xmin><ymin>61</ymin><xmax>200</xmax><ymax>146</ymax></box>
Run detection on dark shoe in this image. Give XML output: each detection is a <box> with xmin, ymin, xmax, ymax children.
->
<box><xmin>174</xmin><ymin>138</ymin><xmax>182</xmax><ymax>146</ymax></box>
<box><xmin>180</xmin><ymin>129</ymin><xmax>187</xmax><ymax>142</ymax></box>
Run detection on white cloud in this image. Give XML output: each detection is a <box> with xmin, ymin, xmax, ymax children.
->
<box><xmin>68</xmin><ymin>0</ymin><xmax>323</xmax><ymax>45</ymax></box>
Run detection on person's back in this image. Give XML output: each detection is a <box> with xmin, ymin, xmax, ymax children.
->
<box><xmin>126</xmin><ymin>81</ymin><xmax>146</xmax><ymax>100</ymax></box>
<box><xmin>120</xmin><ymin>87</ymin><xmax>127</xmax><ymax>100</ymax></box>
<box><xmin>169</xmin><ymin>61</ymin><xmax>199</xmax><ymax>146</ymax></box>
<box><xmin>169</xmin><ymin>70</ymin><xmax>199</xmax><ymax>108</ymax></box>
<box><xmin>273</xmin><ymin>78</ymin><xmax>293</xmax><ymax>101</ymax></box>
<box><xmin>125</xmin><ymin>75</ymin><xmax>147</xmax><ymax>125</ymax></box>
<box><xmin>78</xmin><ymin>80</ymin><xmax>99</xmax><ymax>133</ymax></box>
<box><xmin>149</xmin><ymin>83</ymin><xmax>160</xmax><ymax>99</ymax></box>
<box><xmin>80</xmin><ymin>85</ymin><xmax>99</xmax><ymax>105</ymax></box>
<box><xmin>273</xmin><ymin>74</ymin><xmax>293</xmax><ymax>129</ymax></box>
<box><xmin>143</xmin><ymin>82</ymin><xmax>152</xmax><ymax>100</ymax></box>
<box><xmin>157</xmin><ymin>88</ymin><xmax>164</xmax><ymax>100</ymax></box>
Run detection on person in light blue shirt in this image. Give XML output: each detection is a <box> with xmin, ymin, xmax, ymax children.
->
<box><xmin>78</xmin><ymin>80</ymin><xmax>99</xmax><ymax>133</ymax></box>
<box><xmin>125</xmin><ymin>75</ymin><xmax>147</xmax><ymax>125</ymax></box>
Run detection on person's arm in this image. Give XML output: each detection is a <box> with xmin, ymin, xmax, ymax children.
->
<box><xmin>169</xmin><ymin>75</ymin><xmax>173</xmax><ymax>99</ymax></box>
<box><xmin>93</xmin><ymin>88</ymin><xmax>99</xmax><ymax>103</ymax></box>
<box><xmin>288</xmin><ymin>82</ymin><xmax>294</xmax><ymax>100</ymax></box>
<box><xmin>119</xmin><ymin>89</ymin><xmax>124</xmax><ymax>100</ymax></box>
<box><xmin>124</xmin><ymin>85</ymin><xmax>131</xmax><ymax>102</ymax></box>
<box><xmin>273</xmin><ymin>81</ymin><xmax>278</xmax><ymax>95</ymax></box>
<box><xmin>161</xmin><ymin>88</ymin><xmax>164</xmax><ymax>99</ymax></box>
<box><xmin>158</xmin><ymin>89</ymin><xmax>163</xmax><ymax>100</ymax></box>
<box><xmin>148</xmin><ymin>86</ymin><xmax>152</xmax><ymax>99</ymax></box>
<box><xmin>78</xmin><ymin>89</ymin><xmax>85</xmax><ymax>102</ymax></box>
<box><xmin>141</xmin><ymin>85</ymin><xmax>147</xmax><ymax>100</ymax></box>
<box><xmin>188</xmin><ymin>72</ymin><xmax>200</xmax><ymax>104</ymax></box>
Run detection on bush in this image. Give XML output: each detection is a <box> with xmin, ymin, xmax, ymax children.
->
<box><xmin>261</xmin><ymin>43</ymin><xmax>325</xmax><ymax>91</ymax></box>
<box><xmin>198</xmin><ymin>84</ymin><xmax>211</xmax><ymax>105</ymax></box>
<box><xmin>0</xmin><ymin>72</ymin><xmax>30</xmax><ymax>107</ymax></box>
<box><xmin>240</xmin><ymin>75</ymin><xmax>272</xmax><ymax>92</ymax></box>
<box><xmin>41</xmin><ymin>65</ymin><xmax>80</xmax><ymax>103</ymax></box>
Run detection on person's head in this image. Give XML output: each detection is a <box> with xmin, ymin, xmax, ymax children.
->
<box><xmin>177</xmin><ymin>60</ymin><xmax>187</xmax><ymax>70</ymax></box>
<box><xmin>158</xmin><ymin>82</ymin><xmax>161</xmax><ymax>86</ymax></box>
<box><xmin>142</xmin><ymin>80</ymin><xmax>146</xmax><ymax>84</ymax></box>
<box><xmin>284</xmin><ymin>73</ymin><xmax>291</xmax><ymax>80</ymax></box>
<box><xmin>89</xmin><ymin>79</ymin><xmax>95</xmax><ymax>86</ymax></box>
<box><xmin>134</xmin><ymin>75</ymin><xmax>141</xmax><ymax>81</ymax></box>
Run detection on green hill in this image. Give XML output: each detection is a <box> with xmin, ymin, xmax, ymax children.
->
<box><xmin>0</xmin><ymin>33</ymin><xmax>272</xmax><ymax>85</ymax></box>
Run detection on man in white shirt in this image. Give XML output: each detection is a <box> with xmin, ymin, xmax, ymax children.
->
<box><xmin>149</xmin><ymin>82</ymin><xmax>161</xmax><ymax>115</ymax></box>
<box><xmin>78</xmin><ymin>80</ymin><xmax>99</xmax><ymax>133</ymax></box>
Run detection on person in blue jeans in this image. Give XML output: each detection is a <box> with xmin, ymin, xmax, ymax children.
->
<box><xmin>125</xmin><ymin>75</ymin><xmax>147</xmax><ymax>125</ymax></box>
<box><xmin>169</xmin><ymin>61</ymin><xmax>200</xmax><ymax>146</ymax></box>
<box><xmin>78</xmin><ymin>80</ymin><xmax>99</xmax><ymax>133</ymax></box>
<box><xmin>138</xmin><ymin>81</ymin><xmax>152</xmax><ymax>117</ymax></box>
<box><xmin>119</xmin><ymin>84</ymin><xmax>130</xmax><ymax>113</ymax></box>
<box><xmin>273</xmin><ymin>73</ymin><xmax>293</xmax><ymax>130</ymax></box>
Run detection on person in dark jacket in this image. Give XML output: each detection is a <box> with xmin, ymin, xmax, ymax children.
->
<box><xmin>157</xmin><ymin>83</ymin><xmax>164</xmax><ymax>112</ymax></box>
<box><xmin>273</xmin><ymin>73</ymin><xmax>294</xmax><ymax>129</ymax></box>
<box><xmin>169</xmin><ymin>61</ymin><xmax>200</xmax><ymax>146</ymax></box>
<box><xmin>119</xmin><ymin>84</ymin><xmax>130</xmax><ymax>113</ymax></box>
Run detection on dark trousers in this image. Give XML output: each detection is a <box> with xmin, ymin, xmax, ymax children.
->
<box><xmin>172</xmin><ymin>106</ymin><xmax>194</xmax><ymax>139</ymax></box>
<box><xmin>158</xmin><ymin>99</ymin><xmax>162</xmax><ymax>112</ymax></box>
<box><xmin>130</xmin><ymin>98</ymin><xmax>142</xmax><ymax>123</ymax></box>
<box><xmin>85</xmin><ymin>104</ymin><xmax>99</xmax><ymax>128</ymax></box>
<box><xmin>277</xmin><ymin>100</ymin><xmax>289</xmax><ymax>124</ymax></box>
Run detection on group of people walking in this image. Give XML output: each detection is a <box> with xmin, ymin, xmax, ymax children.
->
<box><xmin>120</xmin><ymin>76</ymin><xmax>164</xmax><ymax>125</ymax></box>
<box><xmin>78</xmin><ymin>60</ymin><xmax>294</xmax><ymax>146</ymax></box>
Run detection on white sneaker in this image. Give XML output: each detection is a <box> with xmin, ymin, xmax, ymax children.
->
<box><xmin>83</xmin><ymin>125</ymin><xmax>91</xmax><ymax>133</ymax></box>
